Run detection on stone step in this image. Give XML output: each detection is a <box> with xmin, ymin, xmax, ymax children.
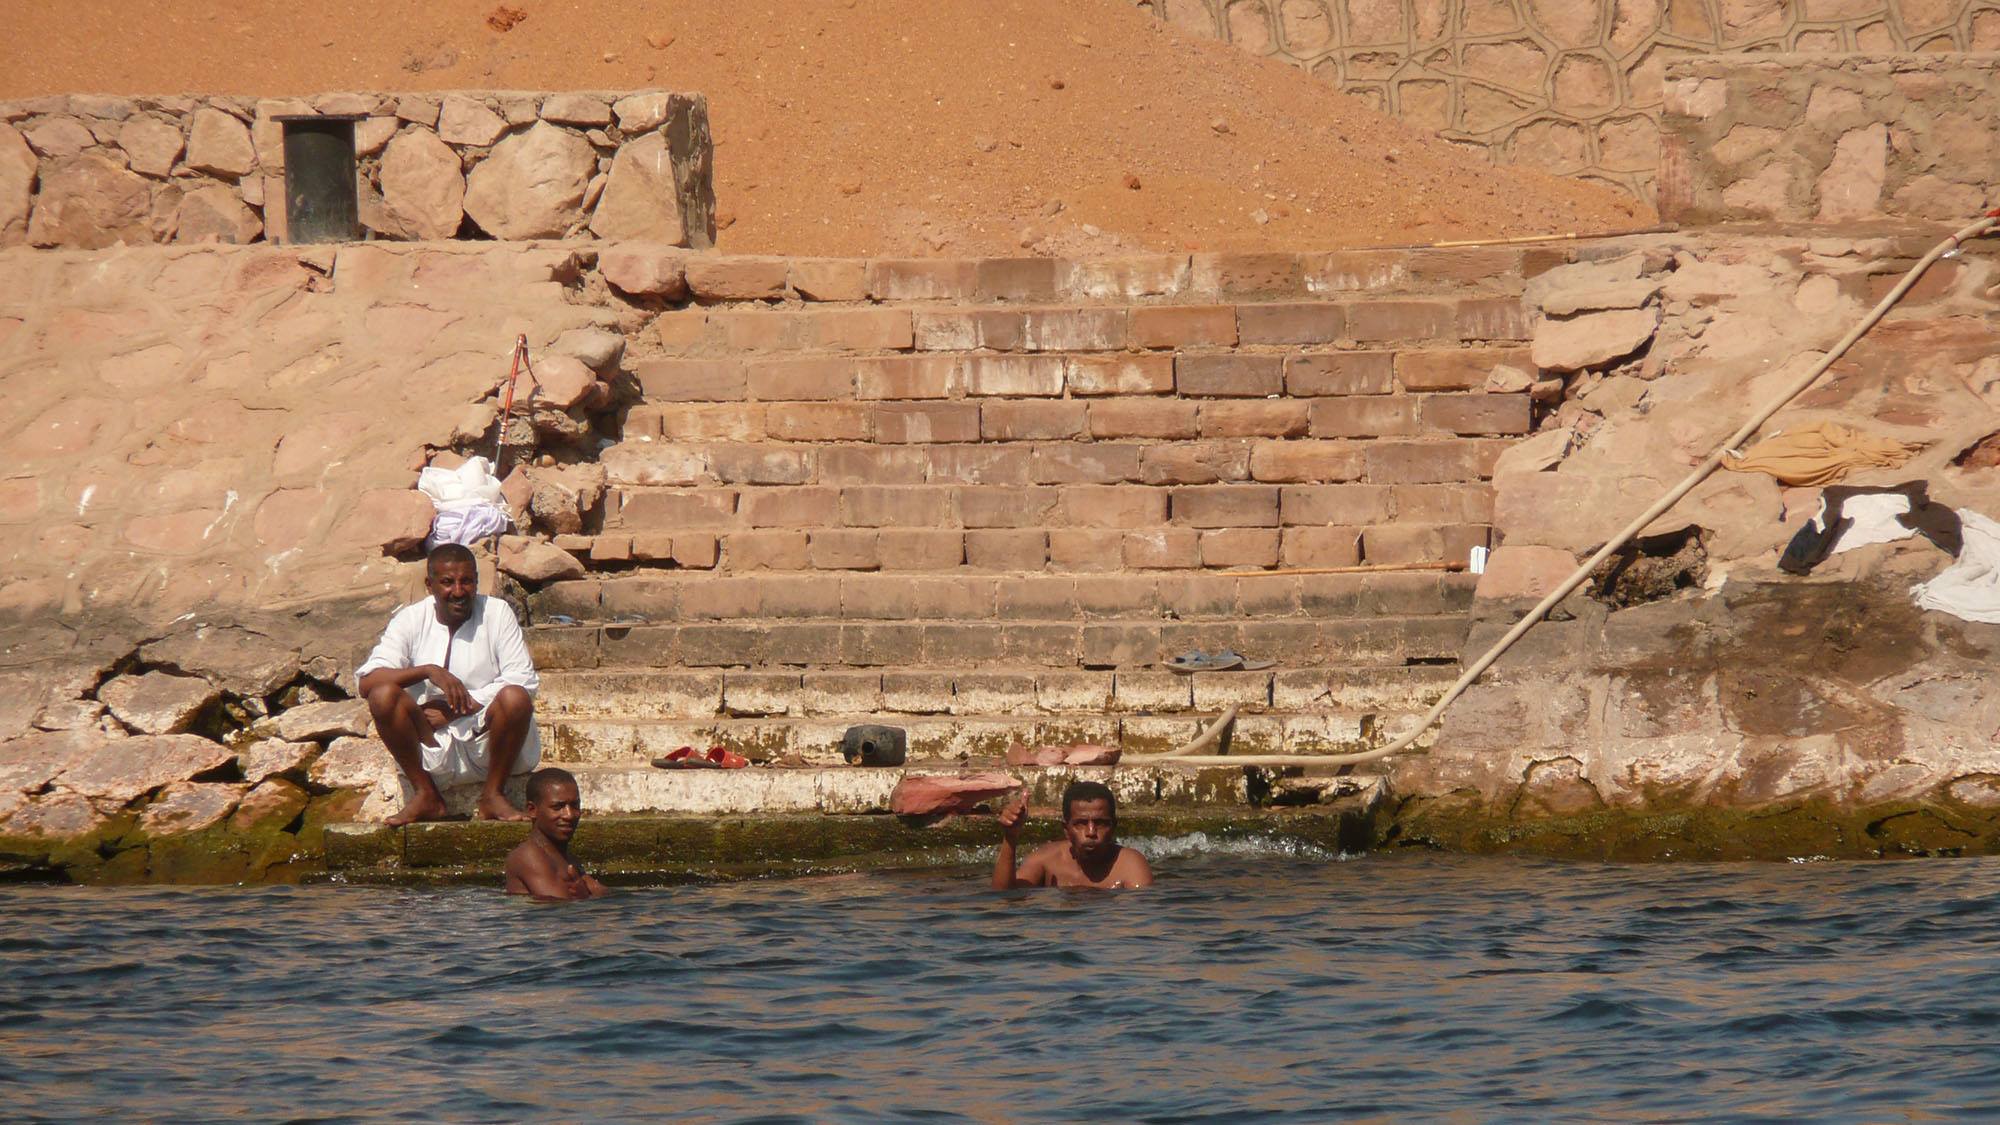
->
<box><xmin>541</xmin><ymin>710</ymin><xmax>1422</xmax><ymax>764</ymax></box>
<box><xmin>606</xmin><ymin>246</ymin><xmax>1548</xmax><ymax>309</ymax></box>
<box><xmin>559</xmin><ymin>522</ymin><xmax>1489</xmax><ymax>573</ymax></box>
<box><xmin>523</xmin><ymin>611</ymin><xmax>1471</xmax><ymax>671</ymax></box>
<box><xmin>323</xmin><ymin>801</ymin><xmax>1382</xmax><ymax>883</ymax></box>
<box><xmin>603</xmin><ymin>473</ymin><xmax>1504</xmax><ymax>529</ymax></box>
<box><xmin>626</xmin><ymin>346</ymin><xmax>1532</xmax><ymax>404</ymax></box>
<box><xmin>644</xmin><ymin>298</ymin><xmax>1532</xmax><ymax>358</ymax></box>
<box><xmin>535</xmin><ymin>664</ymin><xmax>1459</xmax><ymax>721</ymax></box>
<box><xmin>526</xmin><ymin>570</ymin><xmax>1477</xmax><ymax>627</ymax></box>
<box><xmin>323</xmin><ymin>759</ymin><xmax>1384</xmax><ymax>834</ymax></box>
<box><xmin>614</xmin><ymin>392</ymin><xmax>1532</xmax><ymax>453</ymax></box>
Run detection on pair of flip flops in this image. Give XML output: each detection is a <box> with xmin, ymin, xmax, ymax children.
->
<box><xmin>1162</xmin><ymin>649</ymin><xmax>1276</xmax><ymax>673</ymax></box>
<box><xmin>652</xmin><ymin>745</ymin><xmax>750</xmax><ymax>769</ymax></box>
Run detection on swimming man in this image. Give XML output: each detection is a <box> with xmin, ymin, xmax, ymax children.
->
<box><xmin>992</xmin><ymin>780</ymin><xmax>1153</xmax><ymax>889</ymax></box>
<box><xmin>357</xmin><ymin>543</ymin><xmax>541</xmax><ymax>825</ymax></box>
<box><xmin>504</xmin><ymin>767</ymin><xmax>608</xmax><ymax>900</ymax></box>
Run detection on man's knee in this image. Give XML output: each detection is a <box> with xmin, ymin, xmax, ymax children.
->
<box><xmin>490</xmin><ymin>685</ymin><xmax>534</xmax><ymax>721</ymax></box>
<box><xmin>363</xmin><ymin>680</ymin><xmax>408</xmax><ymax>717</ymax></box>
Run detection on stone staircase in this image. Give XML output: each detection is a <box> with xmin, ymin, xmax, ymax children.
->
<box><xmin>494</xmin><ymin>244</ymin><xmax>1549</xmax><ymax>794</ymax></box>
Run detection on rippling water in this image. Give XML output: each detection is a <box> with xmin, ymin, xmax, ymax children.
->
<box><xmin>7</xmin><ymin>844</ymin><xmax>2000</xmax><ymax>1121</ymax></box>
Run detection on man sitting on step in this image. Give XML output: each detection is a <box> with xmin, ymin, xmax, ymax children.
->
<box><xmin>357</xmin><ymin>543</ymin><xmax>541</xmax><ymax>826</ymax></box>
<box><xmin>992</xmin><ymin>780</ymin><xmax>1154</xmax><ymax>890</ymax></box>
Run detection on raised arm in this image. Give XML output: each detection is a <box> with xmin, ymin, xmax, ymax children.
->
<box><xmin>991</xmin><ymin>794</ymin><xmax>1043</xmax><ymax>889</ymax></box>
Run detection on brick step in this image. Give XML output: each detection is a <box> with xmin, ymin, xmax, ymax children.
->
<box><xmin>536</xmin><ymin>664</ymin><xmax>1457</xmax><ymax>721</ymax></box>
<box><xmin>522</xmin><ymin>611</ymin><xmax>1471</xmax><ymax>673</ymax></box>
<box><xmin>605</xmin><ymin>246</ymin><xmax>1551</xmax><ymax>308</ymax></box>
<box><xmin>602</xmin><ymin>445</ymin><xmax>1505</xmax><ymax>499</ymax></box>
<box><xmin>646</xmin><ymin>298</ymin><xmax>1531</xmax><ymax>357</ymax></box>
<box><xmin>527</xmin><ymin>569</ymin><xmax>1475</xmax><ymax>628</ymax></box>
<box><xmin>562</xmin><ymin>521</ymin><xmax>1488</xmax><ymax>573</ymax></box>
<box><xmin>625</xmin><ymin>346</ymin><xmax>1531</xmax><ymax>405</ymax></box>
<box><xmin>538</xmin><ymin>709</ymin><xmax>1435</xmax><ymax>766</ymax></box>
<box><xmin>619</xmin><ymin>391</ymin><xmax>1532</xmax><ymax>451</ymax></box>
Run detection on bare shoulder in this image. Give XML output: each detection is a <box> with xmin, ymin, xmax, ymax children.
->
<box><xmin>1112</xmin><ymin>845</ymin><xmax>1154</xmax><ymax>886</ymax></box>
<box><xmin>504</xmin><ymin>839</ymin><xmax>549</xmax><ymax>878</ymax></box>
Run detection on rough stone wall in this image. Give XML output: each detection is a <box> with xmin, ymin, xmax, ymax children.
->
<box><xmin>1135</xmin><ymin>0</ymin><xmax>2000</xmax><ymax>200</ymax></box>
<box><xmin>0</xmin><ymin>90</ymin><xmax>715</xmax><ymax>250</ymax></box>
<box><xmin>1658</xmin><ymin>53</ymin><xmax>2000</xmax><ymax>225</ymax></box>
<box><xmin>1395</xmin><ymin>227</ymin><xmax>2000</xmax><ymax>856</ymax></box>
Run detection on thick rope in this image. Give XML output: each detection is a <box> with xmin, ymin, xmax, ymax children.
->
<box><xmin>1131</xmin><ymin>214</ymin><xmax>2000</xmax><ymax>770</ymax></box>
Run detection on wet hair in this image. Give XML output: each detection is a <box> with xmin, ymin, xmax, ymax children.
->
<box><xmin>1061</xmin><ymin>780</ymin><xmax>1117</xmax><ymax>823</ymax></box>
<box><xmin>426</xmin><ymin>543</ymin><xmax>477</xmax><ymax>573</ymax></box>
<box><xmin>525</xmin><ymin>767</ymin><xmax>579</xmax><ymax>808</ymax></box>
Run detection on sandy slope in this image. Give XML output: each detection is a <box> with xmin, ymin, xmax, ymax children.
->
<box><xmin>0</xmin><ymin>0</ymin><xmax>1654</xmax><ymax>256</ymax></box>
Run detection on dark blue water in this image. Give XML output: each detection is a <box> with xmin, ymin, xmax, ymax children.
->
<box><xmin>5</xmin><ymin>842</ymin><xmax>2000</xmax><ymax>1122</ymax></box>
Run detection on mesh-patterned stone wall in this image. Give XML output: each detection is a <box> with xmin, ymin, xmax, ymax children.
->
<box><xmin>0</xmin><ymin>89</ymin><xmax>715</xmax><ymax>249</ymax></box>
<box><xmin>1658</xmin><ymin>53</ymin><xmax>1999</xmax><ymax>224</ymax></box>
<box><xmin>1136</xmin><ymin>0</ymin><xmax>2000</xmax><ymax>200</ymax></box>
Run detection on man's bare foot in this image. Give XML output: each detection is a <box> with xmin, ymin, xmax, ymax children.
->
<box><xmin>475</xmin><ymin>792</ymin><xmax>528</xmax><ymax>821</ymax></box>
<box><xmin>386</xmin><ymin>790</ymin><xmax>449</xmax><ymax>827</ymax></box>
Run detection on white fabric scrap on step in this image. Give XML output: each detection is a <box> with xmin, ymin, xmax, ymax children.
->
<box><xmin>426</xmin><ymin>503</ymin><xmax>512</xmax><ymax>550</ymax></box>
<box><xmin>1912</xmin><ymin>510</ymin><xmax>2000</xmax><ymax>624</ymax></box>
<box><xmin>1830</xmin><ymin>492</ymin><xmax>1916</xmax><ymax>555</ymax></box>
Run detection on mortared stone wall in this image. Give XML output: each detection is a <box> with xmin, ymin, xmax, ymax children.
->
<box><xmin>0</xmin><ymin>89</ymin><xmax>715</xmax><ymax>250</ymax></box>
<box><xmin>1657</xmin><ymin>52</ymin><xmax>2000</xmax><ymax>225</ymax></box>
<box><xmin>1135</xmin><ymin>0</ymin><xmax>2000</xmax><ymax>202</ymax></box>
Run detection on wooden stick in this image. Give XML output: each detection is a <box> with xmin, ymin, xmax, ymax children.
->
<box><xmin>1232</xmin><ymin>561</ymin><xmax>1466</xmax><ymax>577</ymax></box>
<box><xmin>1380</xmin><ymin>223</ymin><xmax>1680</xmax><ymax>251</ymax></box>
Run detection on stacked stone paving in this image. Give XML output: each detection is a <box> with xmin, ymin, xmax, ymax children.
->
<box><xmin>510</xmin><ymin>243</ymin><xmax>1549</xmax><ymax>776</ymax></box>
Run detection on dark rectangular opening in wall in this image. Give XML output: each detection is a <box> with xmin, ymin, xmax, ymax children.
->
<box><xmin>276</xmin><ymin>114</ymin><xmax>362</xmax><ymax>244</ymax></box>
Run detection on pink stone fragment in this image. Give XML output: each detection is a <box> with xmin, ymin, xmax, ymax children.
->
<box><xmin>889</xmin><ymin>772</ymin><xmax>1022</xmax><ymax>816</ymax></box>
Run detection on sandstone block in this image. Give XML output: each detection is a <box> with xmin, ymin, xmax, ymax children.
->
<box><xmin>1474</xmin><ymin>544</ymin><xmax>1577</xmax><ymax>600</ymax></box>
<box><xmin>589</xmin><ymin>131</ymin><xmax>688</xmax><ymax>243</ymax></box>
<box><xmin>1200</xmin><ymin>528</ymin><xmax>1282</xmax><ymax>568</ymax></box>
<box><xmin>186</xmin><ymin>107</ymin><xmax>256</xmax><ymax>176</ymax></box>
<box><xmin>1066</xmin><ymin>354</ymin><xmax>1175</xmax><ymax>396</ymax></box>
<box><xmin>1308</xmin><ymin>397</ymin><xmax>1419</xmax><ymax>439</ymax></box>
<box><xmin>868</xmin><ymin>259</ymin><xmax>976</xmax><ymax>301</ymax></box>
<box><xmin>333</xmin><ymin>489</ymin><xmax>435</xmax><ymax>555</ymax></box>
<box><xmin>1281</xmin><ymin>484</ymin><xmax>1392</xmax><ymax>525</ymax></box>
<box><xmin>173</xmin><ymin>185</ymin><xmax>262</xmax><ymax>244</ymax></box>
<box><xmin>1199</xmin><ymin>401</ymin><xmax>1310</xmax><ymax>438</ymax></box>
<box><xmin>1177</xmin><ymin>354</ymin><xmax>1284</xmax><ymax>397</ymax></box>
<box><xmin>377</xmin><ymin>128</ymin><xmax>465</xmax><ymax>240</ymax></box>
<box><xmin>600</xmin><ymin>245</ymin><xmax>689</xmax><ymax>298</ymax></box>
<box><xmin>632</xmin><ymin>359</ymin><xmax>745</xmax><ymax>401</ymax></box>
<box><xmin>22</xmin><ymin>116</ymin><xmax>95</xmax><ymax>158</ymax></box>
<box><xmin>1172</xmin><ymin>485</ymin><xmax>1281</xmax><ymax>528</ymax></box>
<box><xmin>1364</xmin><ymin>441</ymin><xmax>1488</xmax><ymax>485</ymax></box>
<box><xmin>1238</xmin><ymin>302</ymin><xmax>1345</xmax><ymax>345</ymax></box>
<box><xmin>137</xmin><ymin>781</ymin><xmax>248</xmax><ymax>837</ymax></box>
<box><xmin>1250</xmin><ymin>441</ymin><xmax>1366</xmax><ymax>484</ymax></box>
<box><xmin>500</xmin><ymin>536</ymin><xmax>587</xmax><ymax>583</ymax></box>
<box><xmin>117</xmin><ymin>117</ymin><xmax>184</xmax><ymax>178</ymax></box>
<box><xmin>1131</xmin><ymin>305</ymin><xmax>1238</xmax><ymax>348</ymax></box>
<box><xmin>788</xmin><ymin>258</ymin><xmax>869</xmax><ymax>301</ymax></box>
<box><xmin>1421</xmin><ymin>393</ymin><xmax>1532</xmax><ymax>435</ymax></box>
<box><xmin>540</xmin><ymin>94</ymin><xmax>612</xmax><ymax>127</ymax></box>
<box><xmin>56</xmin><ymin>734</ymin><xmax>237</xmax><ymax>804</ymax></box>
<box><xmin>438</xmin><ymin>95</ymin><xmax>508</xmax><ymax>146</ymax></box>
<box><xmin>1089</xmin><ymin>399</ymin><xmax>1197</xmax><ymax>440</ymax></box>
<box><xmin>463</xmin><ymin>122</ymin><xmax>595</xmax><ymax>240</ymax></box>
<box><xmin>529</xmin><ymin>354</ymin><xmax>603</xmax><ymax>410</ymax></box>
<box><xmin>1280</xmin><ymin>527</ymin><xmax>1362</xmax><ymax>568</ymax></box>
<box><xmin>871</xmin><ymin>403</ymin><xmax>980</xmax><ymax>444</ymax></box>
<box><xmin>0</xmin><ymin>124</ymin><xmax>31</xmax><ymax>245</ymax></box>
<box><xmin>27</xmin><ymin>153</ymin><xmax>152</xmax><ymax>248</ymax></box>
<box><xmin>982</xmin><ymin>401</ymin><xmax>1088</xmax><ymax>441</ymax></box>
<box><xmin>1531</xmin><ymin>307</ymin><xmax>1659</xmax><ymax>372</ymax></box>
<box><xmin>966</xmin><ymin>529</ymin><xmax>1049</xmax><ymax>570</ymax></box>
<box><xmin>98</xmin><ymin>672</ymin><xmax>220</xmax><ymax>735</ymax></box>
<box><xmin>612</xmin><ymin>92</ymin><xmax>675</xmax><ymax>133</ymax></box>
<box><xmin>685</xmin><ymin>257</ymin><xmax>789</xmax><ymax>301</ymax></box>
<box><xmin>1288</xmin><ymin>352</ymin><xmax>1394</xmax><ymax>396</ymax></box>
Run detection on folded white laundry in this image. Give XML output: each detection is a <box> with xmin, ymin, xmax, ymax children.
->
<box><xmin>1912</xmin><ymin>510</ymin><xmax>2000</xmax><ymax>624</ymax></box>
